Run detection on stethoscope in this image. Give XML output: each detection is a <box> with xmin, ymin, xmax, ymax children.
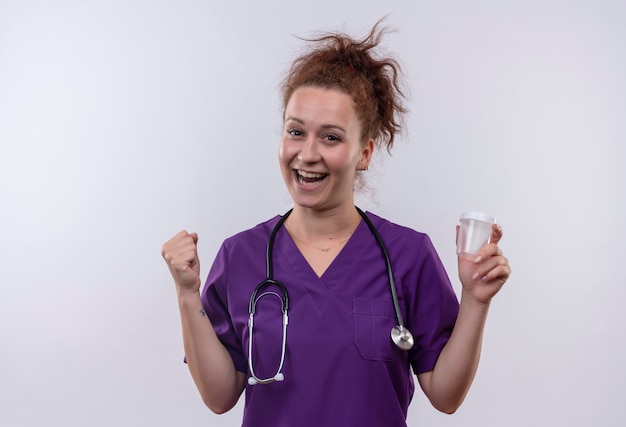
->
<box><xmin>247</xmin><ymin>207</ymin><xmax>414</xmax><ymax>386</ymax></box>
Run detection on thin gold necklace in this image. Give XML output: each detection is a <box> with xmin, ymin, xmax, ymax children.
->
<box><xmin>285</xmin><ymin>222</ymin><xmax>353</xmax><ymax>253</ymax></box>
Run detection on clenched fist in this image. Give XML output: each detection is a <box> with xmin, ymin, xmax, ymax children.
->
<box><xmin>161</xmin><ymin>231</ymin><xmax>202</xmax><ymax>294</ymax></box>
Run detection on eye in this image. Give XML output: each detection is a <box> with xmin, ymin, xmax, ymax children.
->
<box><xmin>287</xmin><ymin>129</ymin><xmax>303</xmax><ymax>137</ymax></box>
<box><xmin>323</xmin><ymin>134</ymin><xmax>341</xmax><ymax>142</ymax></box>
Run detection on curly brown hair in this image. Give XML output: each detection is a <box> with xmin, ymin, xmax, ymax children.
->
<box><xmin>280</xmin><ymin>19</ymin><xmax>407</xmax><ymax>153</ymax></box>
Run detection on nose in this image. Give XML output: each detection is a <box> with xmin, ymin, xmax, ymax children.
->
<box><xmin>298</xmin><ymin>136</ymin><xmax>321</xmax><ymax>163</ymax></box>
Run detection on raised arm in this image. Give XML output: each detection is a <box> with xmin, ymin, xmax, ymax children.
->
<box><xmin>161</xmin><ymin>231</ymin><xmax>245</xmax><ymax>413</ymax></box>
<box><xmin>418</xmin><ymin>224</ymin><xmax>511</xmax><ymax>414</ymax></box>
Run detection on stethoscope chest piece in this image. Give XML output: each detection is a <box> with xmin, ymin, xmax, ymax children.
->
<box><xmin>357</xmin><ymin>206</ymin><xmax>415</xmax><ymax>352</ymax></box>
<box><xmin>247</xmin><ymin>208</ymin><xmax>416</xmax><ymax>386</ymax></box>
<box><xmin>391</xmin><ymin>325</ymin><xmax>414</xmax><ymax>351</ymax></box>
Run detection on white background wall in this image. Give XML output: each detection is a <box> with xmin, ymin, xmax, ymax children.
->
<box><xmin>1</xmin><ymin>1</ymin><xmax>624</xmax><ymax>426</ymax></box>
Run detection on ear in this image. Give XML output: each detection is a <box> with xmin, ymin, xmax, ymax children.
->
<box><xmin>359</xmin><ymin>139</ymin><xmax>375</xmax><ymax>168</ymax></box>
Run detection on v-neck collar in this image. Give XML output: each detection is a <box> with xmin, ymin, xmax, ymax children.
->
<box><xmin>275</xmin><ymin>216</ymin><xmax>371</xmax><ymax>312</ymax></box>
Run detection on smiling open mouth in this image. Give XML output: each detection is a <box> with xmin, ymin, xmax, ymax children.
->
<box><xmin>295</xmin><ymin>170</ymin><xmax>327</xmax><ymax>185</ymax></box>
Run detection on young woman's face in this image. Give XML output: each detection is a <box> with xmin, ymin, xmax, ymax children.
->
<box><xmin>279</xmin><ymin>86</ymin><xmax>373</xmax><ymax>213</ymax></box>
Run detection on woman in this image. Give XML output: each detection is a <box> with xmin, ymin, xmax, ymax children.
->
<box><xmin>162</xmin><ymin>20</ymin><xmax>511</xmax><ymax>427</ymax></box>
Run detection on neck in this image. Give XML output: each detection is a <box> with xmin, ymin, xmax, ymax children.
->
<box><xmin>285</xmin><ymin>205</ymin><xmax>362</xmax><ymax>242</ymax></box>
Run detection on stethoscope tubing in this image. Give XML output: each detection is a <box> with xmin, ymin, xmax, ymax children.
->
<box><xmin>355</xmin><ymin>206</ymin><xmax>407</xmax><ymax>330</ymax></box>
<box><xmin>246</xmin><ymin>207</ymin><xmax>413</xmax><ymax>385</ymax></box>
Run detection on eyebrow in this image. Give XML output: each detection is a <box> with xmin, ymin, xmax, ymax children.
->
<box><xmin>284</xmin><ymin>116</ymin><xmax>347</xmax><ymax>133</ymax></box>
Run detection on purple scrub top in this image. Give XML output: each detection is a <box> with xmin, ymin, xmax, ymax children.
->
<box><xmin>201</xmin><ymin>211</ymin><xmax>459</xmax><ymax>427</ymax></box>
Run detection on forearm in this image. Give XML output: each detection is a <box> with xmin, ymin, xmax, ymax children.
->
<box><xmin>177</xmin><ymin>289</ymin><xmax>244</xmax><ymax>413</ymax></box>
<box><xmin>419</xmin><ymin>291</ymin><xmax>490</xmax><ymax>413</ymax></box>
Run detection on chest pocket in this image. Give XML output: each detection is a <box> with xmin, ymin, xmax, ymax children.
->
<box><xmin>353</xmin><ymin>297</ymin><xmax>400</xmax><ymax>362</ymax></box>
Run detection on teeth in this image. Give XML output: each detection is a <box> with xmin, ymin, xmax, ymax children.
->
<box><xmin>298</xmin><ymin>170</ymin><xmax>326</xmax><ymax>179</ymax></box>
<box><xmin>296</xmin><ymin>170</ymin><xmax>327</xmax><ymax>185</ymax></box>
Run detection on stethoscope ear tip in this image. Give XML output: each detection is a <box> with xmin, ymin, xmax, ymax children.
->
<box><xmin>248</xmin><ymin>372</ymin><xmax>285</xmax><ymax>386</ymax></box>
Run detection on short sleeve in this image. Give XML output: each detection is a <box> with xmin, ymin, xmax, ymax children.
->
<box><xmin>200</xmin><ymin>242</ymin><xmax>248</xmax><ymax>373</ymax></box>
<box><xmin>407</xmin><ymin>234</ymin><xmax>459</xmax><ymax>374</ymax></box>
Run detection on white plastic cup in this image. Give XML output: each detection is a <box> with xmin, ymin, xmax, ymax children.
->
<box><xmin>456</xmin><ymin>211</ymin><xmax>496</xmax><ymax>257</ymax></box>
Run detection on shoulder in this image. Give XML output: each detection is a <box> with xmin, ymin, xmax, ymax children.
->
<box><xmin>221</xmin><ymin>215</ymin><xmax>283</xmax><ymax>250</ymax></box>
<box><xmin>364</xmin><ymin>211</ymin><xmax>429</xmax><ymax>243</ymax></box>
<box><xmin>363</xmin><ymin>211</ymin><xmax>440</xmax><ymax>260</ymax></box>
<box><xmin>208</xmin><ymin>215</ymin><xmax>284</xmax><ymax>277</ymax></box>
